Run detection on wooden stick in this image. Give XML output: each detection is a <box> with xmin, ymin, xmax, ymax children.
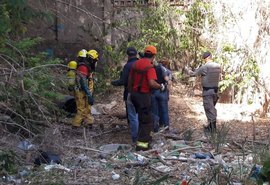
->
<box><xmin>157</xmin><ymin>154</ymin><xmax>169</xmax><ymax>166</ymax></box>
<box><xmin>65</xmin><ymin>145</ymin><xmax>109</xmax><ymax>154</ymax></box>
<box><xmin>164</xmin><ymin>146</ymin><xmax>203</xmax><ymax>157</ymax></box>
<box><xmin>83</xmin><ymin>127</ymin><xmax>88</xmax><ymax>147</ymax></box>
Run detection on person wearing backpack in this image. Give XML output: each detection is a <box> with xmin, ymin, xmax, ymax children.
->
<box><xmin>128</xmin><ymin>45</ymin><xmax>166</xmax><ymax>151</ymax></box>
<box><xmin>151</xmin><ymin>60</ymin><xmax>170</xmax><ymax>132</ymax></box>
<box><xmin>70</xmin><ymin>49</ymin><xmax>98</xmax><ymax>128</ymax></box>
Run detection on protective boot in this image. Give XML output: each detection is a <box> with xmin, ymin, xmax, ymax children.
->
<box><xmin>84</xmin><ymin>104</ymin><xmax>94</xmax><ymax>129</ymax></box>
<box><xmin>210</xmin><ymin>121</ymin><xmax>216</xmax><ymax>133</ymax></box>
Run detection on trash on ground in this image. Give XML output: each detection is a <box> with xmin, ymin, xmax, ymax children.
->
<box><xmin>99</xmin><ymin>144</ymin><xmax>131</xmax><ymax>154</ymax></box>
<box><xmin>111</xmin><ymin>171</ymin><xmax>120</xmax><ymax>180</ymax></box>
<box><xmin>191</xmin><ymin>152</ymin><xmax>214</xmax><ymax>159</ymax></box>
<box><xmin>44</xmin><ymin>164</ymin><xmax>71</xmax><ymax>172</ymax></box>
<box><xmin>154</xmin><ymin>165</ymin><xmax>171</xmax><ymax>173</ymax></box>
<box><xmin>17</xmin><ymin>140</ymin><xmax>36</xmax><ymax>151</ymax></box>
<box><xmin>34</xmin><ymin>151</ymin><xmax>61</xmax><ymax>165</ymax></box>
<box><xmin>92</xmin><ymin>101</ymin><xmax>117</xmax><ymax>114</ymax></box>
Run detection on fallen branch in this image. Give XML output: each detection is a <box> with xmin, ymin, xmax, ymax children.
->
<box><xmin>92</xmin><ymin>127</ymin><xmax>128</xmax><ymax>138</ymax></box>
<box><xmin>164</xmin><ymin>146</ymin><xmax>203</xmax><ymax>157</ymax></box>
<box><xmin>157</xmin><ymin>154</ymin><xmax>169</xmax><ymax>166</ymax></box>
<box><xmin>232</xmin><ymin>141</ymin><xmax>245</xmax><ymax>150</ymax></box>
<box><xmin>0</xmin><ymin>120</ymin><xmax>36</xmax><ymax>137</ymax></box>
<box><xmin>125</xmin><ymin>161</ymin><xmax>149</xmax><ymax>167</ymax></box>
<box><xmin>163</xmin><ymin>134</ymin><xmax>182</xmax><ymax>140</ymax></box>
<box><xmin>150</xmin><ymin>166</ymin><xmax>169</xmax><ymax>174</ymax></box>
<box><xmin>22</xmin><ymin>64</ymin><xmax>68</xmax><ymax>72</ymax></box>
<box><xmin>246</xmin><ymin>139</ymin><xmax>268</xmax><ymax>145</ymax></box>
<box><xmin>65</xmin><ymin>145</ymin><xmax>109</xmax><ymax>154</ymax></box>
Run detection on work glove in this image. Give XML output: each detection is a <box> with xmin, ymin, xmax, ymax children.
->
<box><xmin>160</xmin><ymin>83</ymin><xmax>166</xmax><ymax>91</ymax></box>
<box><xmin>87</xmin><ymin>95</ymin><xmax>94</xmax><ymax>105</ymax></box>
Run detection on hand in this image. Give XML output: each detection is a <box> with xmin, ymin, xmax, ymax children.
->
<box><xmin>160</xmin><ymin>83</ymin><xmax>166</xmax><ymax>91</ymax></box>
<box><xmin>87</xmin><ymin>95</ymin><xmax>94</xmax><ymax>105</ymax></box>
<box><xmin>111</xmin><ymin>80</ymin><xmax>117</xmax><ymax>86</ymax></box>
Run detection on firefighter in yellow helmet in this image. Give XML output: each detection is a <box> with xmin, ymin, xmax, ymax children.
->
<box><xmin>71</xmin><ymin>49</ymin><xmax>97</xmax><ymax>128</ymax></box>
<box><xmin>86</xmin><ymin>49</ymin><xmax>99</xmax><ymax>97</ymax></box>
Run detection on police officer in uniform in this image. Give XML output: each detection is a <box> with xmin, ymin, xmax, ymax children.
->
<box><xmin>187</xmin><ymin>51</ymin><xmax>221</xmax><ymax>132</ymax></box>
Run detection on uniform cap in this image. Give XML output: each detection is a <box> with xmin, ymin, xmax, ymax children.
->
<box><xmin>126</xmin><ymin>47</ymin><xmax>137</xmax><ymax>56</ymax></box>
<box><xmin>202</xmin><ymin>51</ymin><xmax>211</xmax><ymax>59</ymax></box>
<box><xmin>144</xmin><ymin>45</ymin><xmax>157</xmax><ymax>55</ymax></box>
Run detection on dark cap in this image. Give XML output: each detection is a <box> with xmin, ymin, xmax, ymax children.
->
<box><xmin>202</xmin><ymin>51</ymin><xmax>211</xmax><ymax>59</ymax></box>
<box><xmin>126</xmin><ymin>47</ymin><xmax>137</xmax><ymax>57</ymax></box>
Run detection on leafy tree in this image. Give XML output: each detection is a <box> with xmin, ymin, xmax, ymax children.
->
<box><xmin>0</xmin><ymin>0</ymin><xmax>65</xmax><ymax>135</ymax></box>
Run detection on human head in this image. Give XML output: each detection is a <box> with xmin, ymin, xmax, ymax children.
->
<box><xmin>87</xmin><ymin>50</ymin><xmax>99</xmax><ymax>61</ymax></box>
<box><xmin>202</xmin><ymin>51</ymin><xmax>212</xmax><ymax>60</ymax></box>
<box><xmin>159</xmin><ymin>59</ymin><xmax>170</xmax><ymax>69</ymax></box>
<box><xmin>77</xmin><ymin>49</ymin><xmax>87</xmax><ymax>58</ymax></box>
<box><xmin>126</xmin><ymin>47</ymin><xmax>137</xmax><ymax>57</ymax></box>
<box><xmin>68</xmin><ymin>60</ymin><xmax>77</xmax><ymax>70</ymax></box>
<box><xmin>144</xmin><ymin>45</ymin><xmax>157</xmax><ymax>59</ymax></box>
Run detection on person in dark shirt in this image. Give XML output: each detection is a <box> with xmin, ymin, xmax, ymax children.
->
<box><xmin>111</xmin><ymin>47</ymin><xmax>139</xmax><ymax>143</ymax></box>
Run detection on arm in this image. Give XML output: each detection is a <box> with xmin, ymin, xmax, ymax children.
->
<box><xmin>189</xmin><ymin>65</ymin><xmax>207</xmax><ymax>77</ymax></box>
<box><xmin>79</xmin><ymin>75</ymin><xmax>94</xmax><ymax>105</ymax></box>
<box><xmin>149</xmin><ymin>79</ymin><xmax>161</xmax><ymax>89</ymax></box>
<box><xmin>147</xmin><ymin>67</ymin><xmax>161</xmax><ymax>90</ymax></box>
<box><xmin>77</xmin><ymin>65</ymin><xmax>94</xmax><ymax>105</ymax></box>
<box><xmin>111</xmin><ymin>65</ymin><xmax>129</xmax><ymax>86</ymax></box>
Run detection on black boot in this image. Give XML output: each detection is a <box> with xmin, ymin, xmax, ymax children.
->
<box><xmin>209</xmin><ymin>121</ymin><xmax>216</xmax><ymax>133</ymax></box>
<box><xmin>204</xmin><ymin>121</ymin><xmax>216</xmax><ymax>133</ymax></box>
<box><xmin>204</xmin><ymin>124</ymin><xmax>211</xmax><ymax>133</ymax></box>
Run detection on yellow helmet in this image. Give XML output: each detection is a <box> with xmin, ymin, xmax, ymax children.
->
<box><xmin>68</xmin><ymin>60</ymin><xmax>77</xmax><ymax>70</ymax></box>
<box><xmin>77</xmin><ymin>49</ymin><xmax>87</xmax><ymax>58</ymax></box>
<box><xmin>87</xmin><ymin>50</ymin><xmax>99</xmax><ymax>60</ymax></box>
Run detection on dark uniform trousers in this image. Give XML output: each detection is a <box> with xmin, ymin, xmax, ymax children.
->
<box><xmin>130</xmin><ymin>92</ymin><xmax>152</xmax><ymax>150</ymax></box>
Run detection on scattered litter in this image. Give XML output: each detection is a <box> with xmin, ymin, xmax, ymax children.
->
<box><xmin>135</xmin><ymin>153</ymin><xmax>146</xmax><ymax>164</ymax></box>
<box><xmin>44</xmin><ymin>164</ymin><xmax>71</xmax><ymax>172</ymax></box>
<box><xmin>77</xmin><ymin>153</ymin><xmax>89</xmax><ymax>161</ymax></box>
<box><xmin>2</xmin><ymin>175</ymin><xmax>21</xmax><ymax>184</ymax></box>
<box><xmin>92</xmin><ymin>101</ymin><xmax>117</xmax><ymax>114</ymax></box>
<box><xmin>91</xmin><ymin>106</ymin><xmax>101</xmax><ymax>115</ymax></box>
<box><xmin>34</xmin><ymin>151</ymin><xmax>61</xmax><ymax>165</ymax></box>
<box><xmin>99</xmin><ymin>144</ymin><xmax>131</xmax><ymax>154</ymax></box>
<box><xmin>19</xmin><ymin>169</ymin><xmax>29</xmax><ymax>177</ymax></box>
<box><xmin>191</xmin><ymin>152</ymin><xmax>214</xmax><ymax>159</ymax></box>
<box><xmin>17</xmin><ymin>140</ymin><xmax>36</xmax><ymax>151</ymax></box>
<box><xmin>155</xmin><ymin>165</ymin><xmax>171</xmax><ymax>173</ymax></box>
<box><xmin>250</xmin><ymin>164</ymin><xmax>262</xmax><ymax>180</ymax></box>
<box><xmin>111</xmin><ymin>171</ymin><xmax>120</xmax><ymax>180</ymax></box>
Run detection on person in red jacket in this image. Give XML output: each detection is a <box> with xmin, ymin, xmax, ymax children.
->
<box><xmin>128</xmin><ymin>45</ymin><xmax>166</xmax><ymax>151</ymax></box>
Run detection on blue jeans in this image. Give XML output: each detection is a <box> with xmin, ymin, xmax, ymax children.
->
<box><xmin>126</xmin><ymin>94</ymin><xmax>139</xmax><ymax>143</ymax></box>
<box><xmin>151</xmin><ymin>90</ymin><xmax>169</xmax><ymax>130</ymax></box>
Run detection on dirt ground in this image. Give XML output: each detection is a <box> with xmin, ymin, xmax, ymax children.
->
<box><xmin>1</xmin><ymin>81</ymin><xmax>270</xmax><ymax>184</ymax></box>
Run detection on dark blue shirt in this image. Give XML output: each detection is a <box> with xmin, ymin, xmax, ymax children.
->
<box><xmin>111</xmin><ymin>56</ymin><xmax>138</xmax><ymax>100</ymax></box>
